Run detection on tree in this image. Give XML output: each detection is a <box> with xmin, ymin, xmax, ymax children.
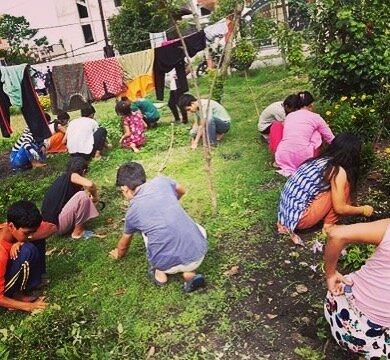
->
<box><xmin>0</xmin><ymin>14</ymin><xmax>48</xmax><ymax>64</ymax></box>
<box><xmin>108</xmin><ymin>0</ymin><xmax>171</xmax><ymax>54</ymax></box>
<box><xmin>308</xmin><ymin>0</ymin><xmax>390</xmax><ymax>99</ymax></box>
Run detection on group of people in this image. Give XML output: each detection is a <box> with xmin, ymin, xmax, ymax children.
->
<box><xmin>2</xmin><ymin>86</ymin><xmax>388</xmax><ymax>358</ymax></box>
<box><xmin>259</xmin><ymin>91</ymin><xmax>390</xmax><ymax>359</ymax></box>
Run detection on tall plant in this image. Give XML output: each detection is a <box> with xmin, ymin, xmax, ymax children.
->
<box><xmin>308</xmin><ymin>0</ymin><xmax>390</xmax><ymax>100</ymax></box>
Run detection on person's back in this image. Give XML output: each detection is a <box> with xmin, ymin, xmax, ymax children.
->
<box><xmin>199</xmin><ymin>99</ymin><xmax>231</xmax><ymax>122</ymax></box>
<box><xmin>125</xmin><ymin>176</ymin><xmax>207</xmax><ymax>270</ymax></box>
<box><xmin>349</xmin><ymin>225</ymin><xmax>390</xmax><ymax>326</ymax></box>
<box><xmin>66</xmin><ymin>116</ymin><xmax>98</xmax><ymax>155</ymax></box>
<box><xmin>257</xmin><ymin>101</ymin><xmax>285</xmax><ymax>132</ymax></box>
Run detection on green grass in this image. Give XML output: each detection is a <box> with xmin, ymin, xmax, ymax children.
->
<box><xmin>0</xmin><ymin>66</ymin><xmax>310</xmax><ymax>359</ymax></box>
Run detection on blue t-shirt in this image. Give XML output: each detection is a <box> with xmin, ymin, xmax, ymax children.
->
<box><xmin>124</xmin><ymin>176</ymin><xmax>207</xmax><ymax>271</ymax></box>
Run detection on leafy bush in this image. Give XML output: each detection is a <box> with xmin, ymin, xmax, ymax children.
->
<box><xmin>342</xmin><ymin>244</ymin><xmax>375</xmax><ymax>271</ymax></box>
<box><xmin>38</xmin><ymin>95</ymin><xmax>51</xmax><ymax>112</ymax></box>
<box><xmin>203</xmin><ymin>69</ymin><xmax>225</xmax><ymax>103</ymax></box>
<box><xmin>323</xmin><ymin>95</ymin><xmax>381</xmax><ymax>143</ymax></box>
<box><xmin>231</xmin><ymin>40</ymin><xmax>257</xmax><ymax>72</ymax></box>
<box><xmin>308</xmin><ymin>0</ymin><xmax>390</xmax><ymax>99</ymax></box>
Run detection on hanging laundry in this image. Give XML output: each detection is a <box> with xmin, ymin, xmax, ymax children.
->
<box><xmin>154</xmin><ymin>30</ymin><xmax>206</xmax><ymax>101</ymax></box>
<box><xmin>118</xmin><ymin>49</ymin><xmax>155</xmax><ymax>101</ymax></box>
<box><xmin>204</xmin><ymin>19</ymin><xmax>229</xmax><ymax>43</ymax></box>
<box><xmin>0</xmin><ymin>65</ymin><xmax>51</xmax><ymax>142</ymax></box>
<box><xmin>49</xmin><ymin>63</ymin><xmax>93</xmax><ymax>115</ymax></box>
<box><xmin>83</xmin><ymin>58</ymin><xmax>126</xmax><ymax>101</ymax></box>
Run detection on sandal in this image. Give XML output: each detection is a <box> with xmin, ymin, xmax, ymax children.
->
<box><xmin>71</xmin><ymin>230</ymin><xmax>95</xmax><ymax>240</ymax></box>
<box><xmin>183</xmin><ymin>274</ymin><xmax>205</xmax><ymax>293</ymax></box>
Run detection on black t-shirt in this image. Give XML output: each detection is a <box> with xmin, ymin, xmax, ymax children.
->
<box><xmin>41</xmin><ymin>173</ymin><xmax>83</xmax><ymax>225</ymax></box>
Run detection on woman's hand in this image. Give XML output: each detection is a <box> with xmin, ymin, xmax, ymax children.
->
<box><xmin>326</xmin><ymin>271</ymin><xmax>353</xmax><ymax>296</ymax></box>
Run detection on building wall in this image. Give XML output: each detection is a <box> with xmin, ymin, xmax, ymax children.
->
<box><xmin>0</xmin><ymin>0</ymin><xmax>120</xmax><ymax>63</ymax></box>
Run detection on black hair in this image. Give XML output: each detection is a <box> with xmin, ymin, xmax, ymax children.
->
<box><xmin>297</xmin><ymin>91</ymin><xmax>315</xmax><ymax>109</ymax></box>
<box><xmin>44</xmin><ymin>112</ymin><xmax>51</xmax><ymax>122</ymax></box>
<box><xmin>116</xmin><ymin>162</ymin><xmax>146</xmax><ymax>190</ymax></box>
<box><xmin>57</xmin><ymin>111</ymin><xmax>70</xmax><ymax>124</ymax></box>
<box><xmin>7</xmin><ymin>201</ymin><xmax>42</xmax><ymax>229</ymax></box>
<box><xmin>120</xmin><ymin>96</ymin><xmax>129</xmax><ymax>102</ymax></box>
<box><xmin>320</xmin><ymin>133</ymin><xmax>362</xmax><ymax>193</ymax></box>
<box><xmin>66</xmin><ymin>156</ymin><xmax>89</xmax><ymax>176</ymax></box>
<box><xmin>115</xmin><ymin>100</ymin><xmax>132</xmax><ymax>116</ymax></box>
<box><xmin>283</xmin><ymin>94</ymin><xmax>300</xmax><ymax>115</ymax></box>
<box><xmin>178</xmin><ymin>94</ymin><xmax>197</xmax><ymax>110</ymax></box>
<box><xmin>81</xmin><ymin>105</ymin><xmax>96</xmax><ymax>118</ymax></box>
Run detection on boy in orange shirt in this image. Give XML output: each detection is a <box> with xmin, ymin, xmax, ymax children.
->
<box><xmin>0</xmin><ymin>201</ymin><xmax>48</xmax><ymax>312</ymax></box>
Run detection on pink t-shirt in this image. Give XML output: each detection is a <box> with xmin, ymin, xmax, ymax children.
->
<box><xmin>350</xmin><ymin>225</ymin><xmax>390</xmax><ymax>326</ymax></box>
<box><xmin>275</xmin><ymin>109</ymin><xmax>334</xmax><ymax>176</ymax></box>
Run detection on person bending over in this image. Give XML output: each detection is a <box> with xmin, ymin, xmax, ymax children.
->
<box><xmin>275</xmin><ymin>91</ymin><xmax>335</xmax><ymax>176</ymax></box>
<box><xmin>63</xmin><ymin>106</ymin><xmax>111</xmax><ymax>161</ymax></box>
<box><xmin>109</xmin><ymin>162</ymin><xmax>208</xmax><ymax>292</ymax></box>
<box><xmin>178</xmin><ymin>93</ymin><xmax>231</xmax><ymax>149</ymax></box>
<box><xmin>0</xmin><ymin>201</ymin><xmax>48</xmax><ymax>312</ymax></box>
<box><xmin>10</xmin><ymin>127</ymin><xmax>47</xmax><ymax>170</ymax></box>
<box><xmin>41</xmin><ymin>157</ymin><xmax>99</xmax><ymax>239</ymax></box>
<box><xmin>324</xmin><ymin>219</ymin><xmax>390</xmax><ymax>359</ymax></box>
<box><xmin>277</xmin><ymin>133</ymin><xmax>373</xmax><ymax>245</ymax></box>
<box><xmin>45</xmin><ymin>111</ymin><xmax>70</xmax><ymax>153</ymax></box>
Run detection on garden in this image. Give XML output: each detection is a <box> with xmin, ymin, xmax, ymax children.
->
<box><xmin>0</xmin><ymin>0</ymin><xmax>390</xmax><ymax>359</ymax></box>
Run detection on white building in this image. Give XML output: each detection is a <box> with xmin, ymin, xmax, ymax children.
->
<box><xmin>0</xmin><ymin>0</ymin><xmax>122</xmax><ymax>65</ymax></box>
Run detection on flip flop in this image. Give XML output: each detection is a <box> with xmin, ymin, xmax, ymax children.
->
<box><xmin>147</xmin><ymin>269</ymin><xmax>167</xmax><ymax>287</ymax></box>
<box><xmin>71</xmin><ymin>230</ymin><xmax>95</xmax><ymax>240</ymax></box>
<box><xmin>183</xmin><ymin>274</ymin><xmax>205</xmax><ymax>293</ymax></box>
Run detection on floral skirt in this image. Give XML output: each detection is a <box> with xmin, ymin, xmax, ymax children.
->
<box><xmin>324</xmin><ymin>290</ymin><xmax>390</xmax><ymax>359</ymax></box>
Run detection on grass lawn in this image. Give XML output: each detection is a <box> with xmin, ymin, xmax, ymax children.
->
<box><xmin>0</xmin><ymin>66</ymin><xmax>356</xmax><ymax>359</ymax></box>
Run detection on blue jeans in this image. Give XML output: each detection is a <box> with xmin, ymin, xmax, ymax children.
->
<box><xmin>10</xmin><ymin>144</ymin><xmax>46</xmax><ymax>170</ymax></box>
<box><xmin>207</xmin><ymin>117</ymin><xmax>230</xmax><ymax>145</ymax></box>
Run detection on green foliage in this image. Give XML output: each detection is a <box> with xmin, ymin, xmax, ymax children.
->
<box><xmin>38</xmin><ymin>95</ymin><xmax>51</xmax><ymax>112</ymax></box>
<box><xmin>294</xmin><ymin>346</ymin><xmax>325</xmax><ymax>360</ymax></box>
<box><xmin>209</xmin><ymin>0</ymin><xmax>236</xmax><ymax>22</ymax></box>
<box><xmin>241</xmin><ymin>14</ymin><xmax>273</xmax><ymax>47</ymax></box>
<box><xmin>108</xmin><ymin>0</ymin><xmax>171</xmax><ymax>54</ymax></box>
<box><xmin>0</xmin><ymin>14</ymin><xmax>45</xmax><ymax>65</ymax></box>
<box><xmin>342</xmin><ymin>243</ymin><xmax>375</xmax><ymax>271</ymax></box>
<box><xmin>308</xmin><ymin>0</ymin><xmax>390</xmax><ymax>99</ymax></box>
<box><xmin>231</xmin><ymin>40</ymin><xmax>257</xmax><ymax>71</ymax></box>
<box><xmin>322</xmin><ymin>95</ymin><xmax>382</xmax><ymax>143</ymax></box>
<box><xmin>272</xmin><ymin>23</ymin><xmax>305</xmax><ymax>74</ymax></box>
<box><xmin>203</xmin><ymin>69</ymin><xmax>225</xmax><ymax>103</ymax></box>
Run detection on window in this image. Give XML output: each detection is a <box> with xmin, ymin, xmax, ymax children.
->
<box><xmin>82</xmin><ymin>24</ymin><xmax>95</xmax><ymax>43</ymax></box>
<box><xmin>114</xmin><ymin>0</ymin><xmax>122</xmax><ymax>7</ymax></box>
<box><xmin>76</xmin><ymin>0</ymin><xmax>89</xmax><ymax>19</ymax></box>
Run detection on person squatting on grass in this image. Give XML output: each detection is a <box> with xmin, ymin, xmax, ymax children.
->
<box><xmin>115</xmin><ymin>99</ymin><xmax>147</xmax><ymax>153</ymax></box>
<box><xmin>63</xmin><ymin>105</ymin><xmax>111</xmax><ymax>161</ymax></box>
<box><xmin>0</xmin><ymin>201</ymin><xmax>48</xmax><ymax>312</ymax></box>
<box><xmin>109</xmin><ymin>162</ymin><xmax>208</xmax><ymax>292</ymax></box>
<box><xmin>178</xmin><ymin>94</ymin><xmax>231</xmax><ymax>149</ymax></box>
<box><xmin>274</xmin><ymin>91</ymin><xmax>335</xmax><ymax>176</ymax></box>
<box><xmin>9</xmin><ymin>126</ymin><xmax>47</xmax><ymax>170</ymax></box>
<box><xmin>41</xmin><ymin>157</ymin><xmax>99</xmax><ymax>239</ymax></box>
<box><xmin>129</xmin><ymin>97</ymin><xmax>160</xmax><ymax>128</ymax></box>
<box><xmin>257</xmin><ymin>94</ymin><xmax>300</xmax><ymax>153</ymax></box>
<box><xmin>277</xmin><ymin>133</ymin><xmax>374</xmax><ymax>245</ymax></box>
<box><xmin>324</xmin><ymin>219</ymin><xmax>390</xmax><ymax>358</ymax></box>
<box><xmin>44</xmin><ymin>111</ymin><xmax>70</xmax><ymax>153</ymax></box>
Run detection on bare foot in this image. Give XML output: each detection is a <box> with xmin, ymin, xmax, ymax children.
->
<box><xmin>154</xmin><ymin>269</ymin><xmax>168</xmax><ymax>284</ymax></box>
<box><xmin>131</xmin><ymin>146</ymin><xmax>140</xmax><ymax>153</ymax></box>
<box><xmin>31</xmin><ymin>161</ymin><xmax>46</xmax><ymax>168</ymax></box>
<box><xmin>216</xmin><ymin>133</ymin><xmax>225</xmax><ymax>141</ymax></box>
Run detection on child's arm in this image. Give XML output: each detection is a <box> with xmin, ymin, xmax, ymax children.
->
<box><xmin>176</xmin><ymin>184</ymin><xmax>186</xmax><ymax>199</ymax></box>
<box><xmin>0</xmin><ymin>294</ymin><xmax>48</xmax><ymax>312</ymax></box>
<box><xmin>191</xmin><ymin>124</ymin><xmax>204</xmax><ymax>149</ymax></box>
<box><xmin>119</xmin><ymin>124</ymin><xmax>131</xmax><ymax>143</ymax></box>
<box><xmin>71</xmin><ymin>173</ymin><xmax>98</xmax><ymax>203</ymax></box>
<box><xmin>109</xmin><ymin>233</ymin><xmax>133</xmax><ymax>259</ymax></box>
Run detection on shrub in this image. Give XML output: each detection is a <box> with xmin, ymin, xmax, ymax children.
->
<box><xmin>38</xmin><ymin>95</ymin><xmax>51</xmax><ymax>112</ymax></box>
<box><xmin>308</xmin><ymin>0</ymin><xmax>390</xmax><ymax>99</ymax></box>
<box><xmin>203</xmin><ymin>69</ymin><xmax>224</xmax><ymax>103</ymax></box>
<box><xmin>231</xmin><ymin>40</ymin><xmax>257</xmax><ymax>72</ymax></box>
<box><xmin>323</xmin><ymin>95</ymin><xmax>382</xmax><ymax>143</ymax></box>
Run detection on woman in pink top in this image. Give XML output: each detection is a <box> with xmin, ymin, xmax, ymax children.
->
<box><xmin>324</xmin><ymin>219</ymin><xmax>390</xmax><ymax>358</ymax></box>
<box><xmin>275</xmin><ymin>91</ymin><xmax>335</xmax><ymax>176</ymax></box>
